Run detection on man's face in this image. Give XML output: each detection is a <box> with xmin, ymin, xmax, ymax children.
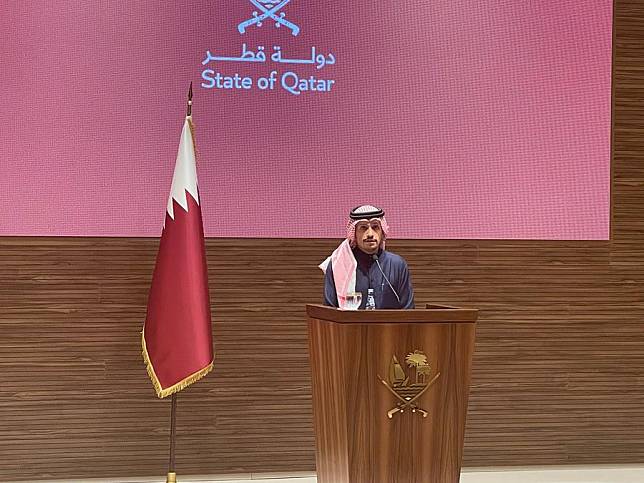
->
<box><xmin>354</xmin><ymin>219</ymin><xmax>383</xmax><ymax>254</ymax></box>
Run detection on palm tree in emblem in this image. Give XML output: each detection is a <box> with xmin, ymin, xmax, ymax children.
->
<box><xmin>406</xmin><ymin>351</ymin><xmax>430</xmax><ymax>384</ymax></box>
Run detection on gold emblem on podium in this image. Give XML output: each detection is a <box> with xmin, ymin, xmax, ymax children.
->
<box><xmin>378</xmin><ymin>350</ymin><xmax>440</xmax><ymax>419</ymax></box>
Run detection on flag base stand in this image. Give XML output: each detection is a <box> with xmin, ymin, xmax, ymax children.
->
<box><xmin>166</xmin><ymin>471</ymin><xmax>177</xmax><ymax>483</ymax></box>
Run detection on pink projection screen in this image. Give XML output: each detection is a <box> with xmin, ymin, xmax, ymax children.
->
<box><xmin>1</xmin><ymin>1</ymin><xmax>612</xmax><ymax>239</ymax></box>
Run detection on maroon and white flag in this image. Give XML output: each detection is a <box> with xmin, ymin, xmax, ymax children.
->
<box><xmin>142</xmin><ymin>116</ymin><xmax>214</xmax><ymax>398</ymax></box>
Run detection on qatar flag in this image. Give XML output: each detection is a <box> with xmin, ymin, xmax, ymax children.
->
<box><xmin>142</xmin><ymin>116</ymin><xmax>214</xmax><ymax>398</ymax></box>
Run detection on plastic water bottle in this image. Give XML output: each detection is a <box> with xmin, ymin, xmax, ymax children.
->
<box><xmin>365</xmin><ymin>289</ymin><xmax>376</xmax><ymax>310</ymax></box>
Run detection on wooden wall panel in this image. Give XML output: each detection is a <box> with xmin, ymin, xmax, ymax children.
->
<box><xmin>1</xmin><ymin>0</ymin><xmax>644</xmax><ymax>480</ymax></box>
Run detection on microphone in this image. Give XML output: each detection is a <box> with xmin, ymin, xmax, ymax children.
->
<box><xmin>372</xmin><ymin>253</ymin><xmax>401</xmax><ymax>303</ymax></box>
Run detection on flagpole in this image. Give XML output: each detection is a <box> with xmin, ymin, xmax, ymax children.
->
<box><xmin>165</xmin><ymin>83</ymin><xmax>193</xmax><ymax>483</ymax></box>
<box><xmin>166</xmin><ymin>393</ymin><xmax>178</xmax><ymax>483</ymax></box>
<box><xmin>187</xmin><ymin>82</ymin><xmax>193</xmax><ymax>118</ymax></box>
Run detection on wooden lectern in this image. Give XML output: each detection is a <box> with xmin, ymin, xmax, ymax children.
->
<box><xmin>306</xmin><ymin>304</ymin><xmax>478</xmax><ymax>483</ymax></box>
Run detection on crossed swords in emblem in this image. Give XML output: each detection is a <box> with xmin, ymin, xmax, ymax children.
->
<box><xmin>378</xmin><ymin>372</ymin><xmax>441</xmax><ymax>419</ymax></box>
<box><xmin>238</xmin><ymin>0</ymin><xmax>300</xmax><ymax>36</ymax></box>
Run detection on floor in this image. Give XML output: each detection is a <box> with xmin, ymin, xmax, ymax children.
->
<box><xmin>11</xmin><ymin>465</ymin><xmax>644</xmax><ymax>483</ymax></box>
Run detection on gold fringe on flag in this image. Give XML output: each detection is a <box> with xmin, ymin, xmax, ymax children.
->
<box><xmin>141</xmin><ymin>330</ymin><xmax>214</xmax><ymax>399</ymax></box>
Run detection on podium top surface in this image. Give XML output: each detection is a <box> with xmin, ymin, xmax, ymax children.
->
<box><xmin>306</xmin><ymin>304</ymin><xmax>478</xmax><ymax>324</ymax></box>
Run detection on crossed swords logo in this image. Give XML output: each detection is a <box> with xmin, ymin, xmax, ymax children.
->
<box><xmin>238</xmin><ymin>0</ymin><xmax>300</xmax><ymax>36</ymax></box>
<box><xmin>378</xmin><ymin>372</ymin><xmax>441</xmax><ymax>418</ymax></box>
<box><xmin>377</xmin><ymin>352</ymin><xmax>441</xmax><ymax>419</ymax></box>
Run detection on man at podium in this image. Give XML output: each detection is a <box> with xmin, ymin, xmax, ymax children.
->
<box><xmin>320</xmin><ymin>204</ymin><xmax>414</xmax><ymax>309</ymax></box>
